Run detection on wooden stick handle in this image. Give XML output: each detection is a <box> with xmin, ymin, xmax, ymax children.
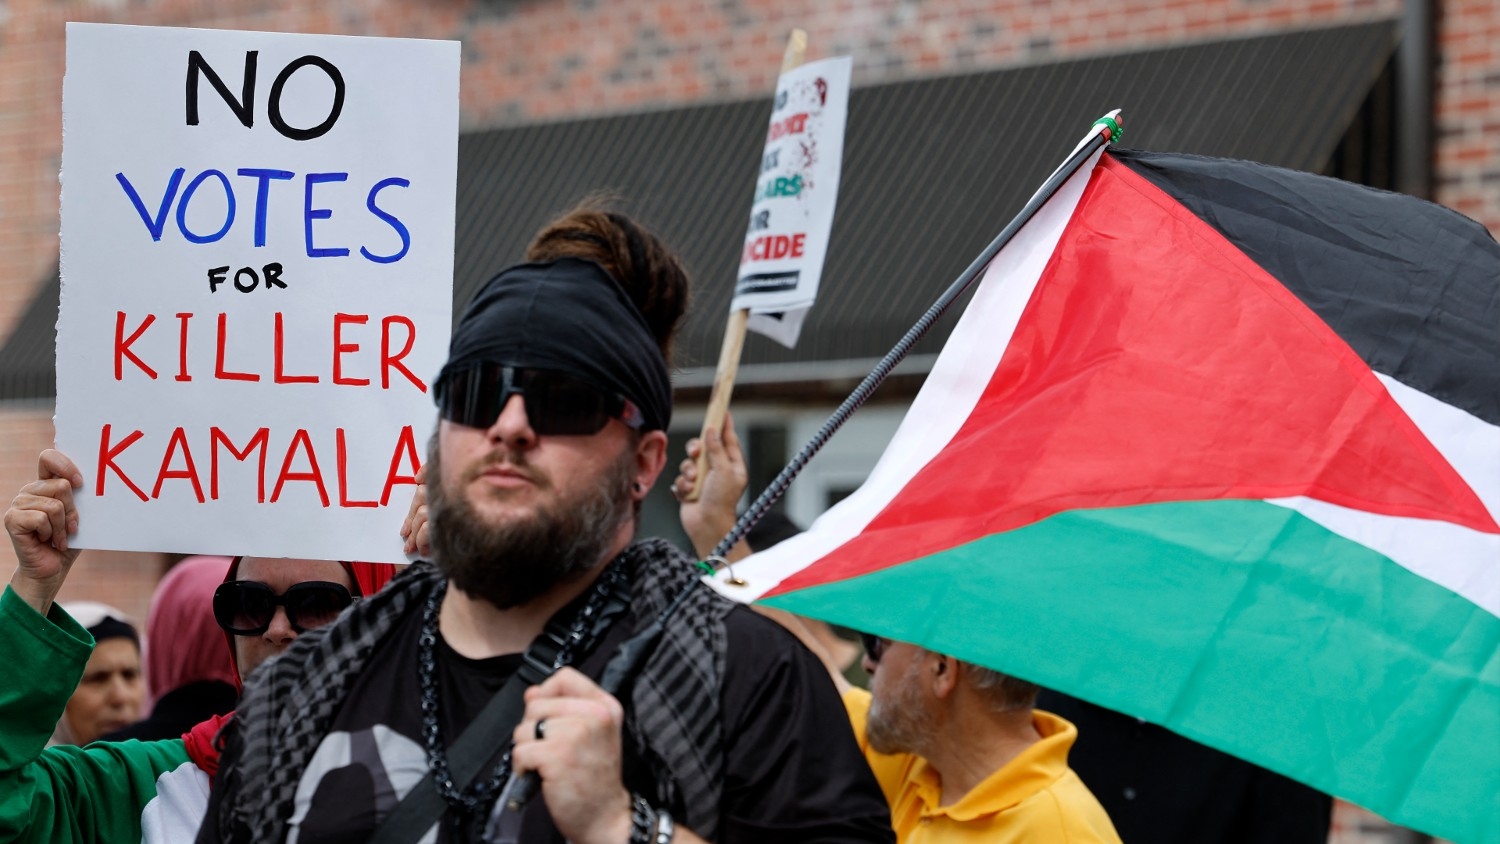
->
<box><xmin>687</xmin><ymin>306</ymin><xmax>749</xmax><ymax>497</ymax></box>
<box><xmin>684</xmin><ymin>29</ymin><xmax>807</xmax><ymax>504</ymax></box>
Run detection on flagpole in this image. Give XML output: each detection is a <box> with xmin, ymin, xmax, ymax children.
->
<box><xmin>708</xmin><ymin>112</ymin><xmax>1124</xmax><ymax>564</ymax></box>
<box><xmin>683</xmin><ymin>29</ymin><xmax>808</xmax><ymax>503</ymax></box>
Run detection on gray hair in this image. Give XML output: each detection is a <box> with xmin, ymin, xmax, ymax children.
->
<box><xmin>963</xmin><ymin>662</ymin><xmax>1040</xmax><ymax>713</ymax></box>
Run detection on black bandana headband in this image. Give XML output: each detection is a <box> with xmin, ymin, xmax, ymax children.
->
<box><xmin>437</xmin><ymin>258</ymin><xmax>672</xmax><ymax>432</ymax></box>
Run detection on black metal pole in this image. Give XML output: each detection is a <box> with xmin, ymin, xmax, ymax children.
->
<box><xmin>709</xmin><ymin>114</ymin><xmax>1122</xmax><ymax>562</ymax></box>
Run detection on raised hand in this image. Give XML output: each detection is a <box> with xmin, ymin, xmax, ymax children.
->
<box><xmin>671</xmin><ymin>413</ymin><xmax>748</xmax><ymax>559</ymax></box>
<box><xmin>5</xmin><ymin>449</ymin><xmax>85</xmax><ymax>614</ymax></box>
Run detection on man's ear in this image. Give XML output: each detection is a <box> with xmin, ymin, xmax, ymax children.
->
<box><xmin>631</xmin><ymin>430</ymin><xmax>669</xmax><ymax>501</ymax></box>
<box><xmin>929</xmin><ymin>653</ymin><xmax>959</xmax><ymax>699</ymax></box>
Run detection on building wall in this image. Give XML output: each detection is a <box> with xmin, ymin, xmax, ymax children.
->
<box><xmin>0</xmin><ymin>0</ymin><xmax>1493</xmax><ymax>617</ymax></box>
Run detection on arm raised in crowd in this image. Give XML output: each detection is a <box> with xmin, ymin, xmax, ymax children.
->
<box><xmin>5</xmin><ymin>449</ymin><xmax>84</xmax><ymax>616</ymax></box>
<box><xmin>672</xmin><ymin>414</ymin><xmax>752</xmax><ymax>563</ymax></box>
<box><xmin>1</xmin><ymin>450</ymin><xmax>194</xmax><ymax>844</ymax></box>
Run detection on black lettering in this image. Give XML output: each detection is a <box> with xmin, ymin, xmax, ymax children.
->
<box><xmin>208</xmin><ymin>265</ymin><xmax>230</xmax><ymax>293</ymax></box>
<box><xmin>263</xmin><ymin>262</ymin><xmax>286</xmax><ymax>290</ymax></box>
<box><xmin>186</xmin><ymin>50</ymin><xmax>258</xmax><ymax>128</ymax></box>
<box><xmin>267</xmin><ymin>56</ymin><xmax>345</xmax><ymax>141</ymax></box>
<box><xmin>233</xmin><ymin>266</ymin><xmax>259</xmax><ymax>293</ymax></box>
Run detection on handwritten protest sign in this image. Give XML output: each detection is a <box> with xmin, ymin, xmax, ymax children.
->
<box><xmin>56</xmin><ymin>24</ymin><xmax>458</xmax><ymax>563</ymax></box>
<box><xmin>731</xmin><ymin>56</ymin><xmax>851</xmax><ymax>348</ymax></box>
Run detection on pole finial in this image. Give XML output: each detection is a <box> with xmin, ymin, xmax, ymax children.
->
<box><xmin>1093</xmin><ymin>110</ymin><xmax>1124</xmax><ymax>143</ymax></box>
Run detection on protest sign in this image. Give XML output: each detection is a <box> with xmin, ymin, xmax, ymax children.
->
<box><xmin>731</xmin><ymin>55</ymin><xmax>851</xmax><ymax>348</ymax></box>
<box><xmin>56</xmin><ymin>23</ymin><xmax>458</xmax><ymax>563</ymax></box>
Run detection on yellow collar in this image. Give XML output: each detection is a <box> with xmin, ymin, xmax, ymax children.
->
<box><xmin>909</xmin><ymin>710</ymin><xmax>1078</xmax><ymax>822</ymax></box>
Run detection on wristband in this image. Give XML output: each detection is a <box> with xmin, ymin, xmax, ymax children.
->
<box><xmin>628</xmin><ymin>793</ymin><xmax>656</xmax><ymax>844</ymax></box>
<box><xmin>654</xmin><ymin>808</ymin><xmax>675</xmax><ymax>844</ymax></box>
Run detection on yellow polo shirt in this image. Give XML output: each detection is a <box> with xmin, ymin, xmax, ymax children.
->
<box><xmin>844</xmin><ymin>688</ymin><xmax>1122</xmax><ymax>844</ymax></box>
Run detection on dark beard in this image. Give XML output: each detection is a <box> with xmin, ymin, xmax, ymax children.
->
<box><xmin>427</xmin><ymin>443</ymin><xmax>635</xmax><ymax>609</ymax></box>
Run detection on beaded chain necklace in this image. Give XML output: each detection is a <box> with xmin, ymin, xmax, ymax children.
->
<box><xmin>417</xmin><ymin>558</ymin><xmax>630</xmax><ymax>828</ymax></box>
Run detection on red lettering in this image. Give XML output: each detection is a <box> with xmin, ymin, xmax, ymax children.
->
<box><xmin>210</xmin><ymin>427</ymin><xmax>270</xmax><ymax>502</ymax></box>
<box><xmin>214</xmin><ymin>313</ymin><xmax>260</xmax><ymax>382</ymax></box>
<box><xmin>380</xmin><ymin>316</ymin><xmax>426</xmax><ymax>392</ymax></box>
<box><xmin>273</xmin><ymin>313</ymin><xmax>319</xmax><ymax>384</ymax></box>
<box><xmin>174</xmin><ymin>313</ymin><xmax>192</xmax><ymax>382</ymax></box>
<box><xmin>740</xmin><ymin>234</ymin><xmax>808</xmax><ymax>264</ymax></box>
<box><xmin>767</xmin><ymin>112</ymin><xmax>810</xmax><ymax>142</ymax></box>
<box><xmin>114</xmin><ymin>312</ymin><xmax>158</xmax><ymax>381</ymax></box>
<box><xmin>380</xmin><ymin>425</ymin><xmax>422</xmax><ymax>507</ymax></box>
<box><xmin>336</xmin><ymin>429</ymin><xmax>377</xmax><ymax>508</ymax></box>
<box><xmin>270</xmin><ymin>429</ymin><xmax>330</xmax><ymax>507</ymax></box>
<box><xmin>96</xmin><ymin>424</ymin><xmax>148</xmax><ymax>501</ymax></box>
<box><xmin>333</xmin><ymin>313</ymin><xmax>370</xmax><ymax>386</ymax></box>
<box><xmin>151</xmin><ymin>427</ymin><xmax>205</xmax><ymax>502</ymax></box>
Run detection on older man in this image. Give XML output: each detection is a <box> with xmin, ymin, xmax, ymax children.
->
<box><xmin>199</xmin><ymin>205</ymin><xmax>894</xmax><ymax>844</ymax></box>
<box><xmin>675</xmin><ymin>422</ymin><xmax>1121</xmax><ymax>843</ymax></box>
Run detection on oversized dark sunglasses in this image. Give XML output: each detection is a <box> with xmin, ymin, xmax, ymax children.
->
<box><xmin>859</xmin><ymin>632</ymin><xmax>889</xmax><ymax>663</ymax></box>
<box><xmin>212</xmin><ymin>580</ymin><xmax>355</xmax><ymax>636</ymax></box>
<box><xmin>435</xmin><ymin>363</ymin><xmax>645</xmax><ymax>436</ymax></box>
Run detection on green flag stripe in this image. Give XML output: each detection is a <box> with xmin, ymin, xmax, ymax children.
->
<box><xmin>763</xmin><ymin>499</ymin><xmax>1500</xmax><ymax>844</ymax></box>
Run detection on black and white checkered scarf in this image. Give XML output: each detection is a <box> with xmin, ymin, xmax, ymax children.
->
<box><xmin>205</xmin><ymin>538</ymin><xmax>729</xmax><ymax>842</ymax></box>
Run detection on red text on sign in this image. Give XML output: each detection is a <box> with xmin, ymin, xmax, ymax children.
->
<box><xmin>741</xmin><ymin>233</ymin><xmax>806</xmax><ymax>264</ymax></box>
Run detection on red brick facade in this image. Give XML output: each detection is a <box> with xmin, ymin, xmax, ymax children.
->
<box><xmin>0</xmin><ymin>0</ymin><xmax>1495</xmax><ymax>621</ymax></box>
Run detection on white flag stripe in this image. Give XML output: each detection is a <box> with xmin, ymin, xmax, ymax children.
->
<box><xmin>1262</xmin><ymin>374</ymin><xmax>1500</xmax><ymax>617</ymax></box>
<box><xmin>709</xmin><ymin>147</ymin><xmax>1107</xmax><ymax>601</ymax></box>
<box><xmin>1374</xmin><ymin>374</ymin><xmax>1500</xmax><ymax>525</ymax></box>
<box><xmin>1265</xmin><ymin>495</ymin><xmax>1500</xmax><ymax>617</ymax></box>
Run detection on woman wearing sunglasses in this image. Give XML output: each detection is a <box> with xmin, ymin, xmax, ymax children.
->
<box><xmin>0</xmin><ymin>448</ymin><xmax>386</xmax><ymax>844</ymax></box>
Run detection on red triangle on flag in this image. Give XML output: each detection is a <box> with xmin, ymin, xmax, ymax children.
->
<box><xmin>775</xmin><ymin>154</ymin><xmax>1498</xmax><ymax>595</ymax></box>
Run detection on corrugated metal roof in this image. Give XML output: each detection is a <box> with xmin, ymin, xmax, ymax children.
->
<box><xmin>0</xmin><ymin>21</ymin><xmax>1398</xmax><ymax>400</ymax></box>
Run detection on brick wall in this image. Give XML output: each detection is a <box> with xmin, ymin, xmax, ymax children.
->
<box><xmin>10</xmin><ymin>0</ymin><xmax>1498</xmax><ymax>341</ymax></box>
<box><xmin>1435</xmin><ymin>0</ymin><xmax>1500</xmax><ymax>226</ymax></box>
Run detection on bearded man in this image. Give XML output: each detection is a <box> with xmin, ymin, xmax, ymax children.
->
<box><xmin>197</xmin><ymin>205</ymin><xmax>895</xmax><ymax>844</ymax></box>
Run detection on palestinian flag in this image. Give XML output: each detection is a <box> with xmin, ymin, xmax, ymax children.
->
<box><xmin>712</xmin><ymin>136</ymin><xmax>1500</xmax><ymax>843</ymax></box>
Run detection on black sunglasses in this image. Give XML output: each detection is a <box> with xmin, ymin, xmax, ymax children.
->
<box><xmin>859</xmin><ymin>632</ymin><xmax>889</xmax><ymax>663</ymax></box>
<box><xmin>212</xmin><ymin>580</ymin><xmax>355</xmax><ymax>636</ymax></box>
<box><xmin>436</xmin><ymin>363</ymin><xmax>645</xmax><ymax>436</ymax></box>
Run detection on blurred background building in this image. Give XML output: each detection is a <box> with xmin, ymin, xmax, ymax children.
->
<box><xmin>0</xmin><ymin>3</ymin><xmax>1491</xmax><ymax>838</ymax></box>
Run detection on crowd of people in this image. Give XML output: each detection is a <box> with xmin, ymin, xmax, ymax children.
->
<box><xmin>3</xmin><ymin>201</ymin><xmax>1329</xmax><ymax>843</ymax></box>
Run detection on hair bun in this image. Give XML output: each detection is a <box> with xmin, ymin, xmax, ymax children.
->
<box><xmin>525</xmin><ymin>199</ymin><xmax>691</xmax><ymax>366</ymax></box>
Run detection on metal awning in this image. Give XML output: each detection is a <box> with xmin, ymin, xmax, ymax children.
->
<box><xmin>0</xmin><ymin>20</ymin><xmax>1400</xmax><ymax>401</ymax></box>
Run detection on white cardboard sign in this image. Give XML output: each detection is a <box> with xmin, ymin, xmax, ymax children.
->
<box><xmin>56</xmin><ymin>24</ymin><xmax>459</xmax><ymax>563</ymax></box>
<box><xmin>731</xmin><ymin>56</ymin><xmax>852</xmax><ymax>348</ymax></box>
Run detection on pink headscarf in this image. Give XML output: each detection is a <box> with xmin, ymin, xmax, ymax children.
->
<box><xmin>144</xmin><ymin>556</ymin><xmax>237</xmax><ymax>709</ymax></box>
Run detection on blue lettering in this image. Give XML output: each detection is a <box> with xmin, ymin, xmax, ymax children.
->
<box><xmin>303</xmin><ymin>172</ymin><xmax>350</xmax><ymax>258</ymax></box>
<box><xmin>360</xmin><ymin>177</ymin><xmax>411</xmax><ymax>264</ymax></box>
<box><xmin>116</xmin><ymin>169</ymin><xmax>186</xmax><ymax>242</ymax></box>
<box><xmin>236</xmin><ymin>168</ymin><xmax>294</xmax><ymax>247</ymax></box>
<box><xmin>175</xmin><ymin>169</ymin><xmax>235</xmax><ymax>244</ymax></box>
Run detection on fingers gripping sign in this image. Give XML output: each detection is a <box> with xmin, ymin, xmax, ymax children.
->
<box><xmin>5</xmin><ymin>449</ymin><xmax>86</xmax><ymax>614</ymax></box>
<box><xmin>673</xmin><ymin>412</ymin><xmax>749</xmax><ymax>560</ymax></box>
<box><xmin>398</xmin><ymin>461</ymin><xmax>431</xmax><ymax>557</ymax></box>
<box><xmin>510</xmin><ymin>668</ymin><xmax>634</xmax><ymax>844</ymax></box>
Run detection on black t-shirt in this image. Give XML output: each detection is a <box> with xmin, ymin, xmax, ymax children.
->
<box><xmin>284</xmin><ymin>599</ymin><xmax>894</xmax><ymax>843</ymax></box>
<box><xmin>1036</xmin><ymin>691</ymin><xmax>1331</xmax><ymax>844</ymax></box>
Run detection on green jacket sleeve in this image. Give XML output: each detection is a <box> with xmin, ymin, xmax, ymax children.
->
<box><xmin>0</xmin><ymin>585</ymin><xmax>191</xmax><ymax>844</ymax></box>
